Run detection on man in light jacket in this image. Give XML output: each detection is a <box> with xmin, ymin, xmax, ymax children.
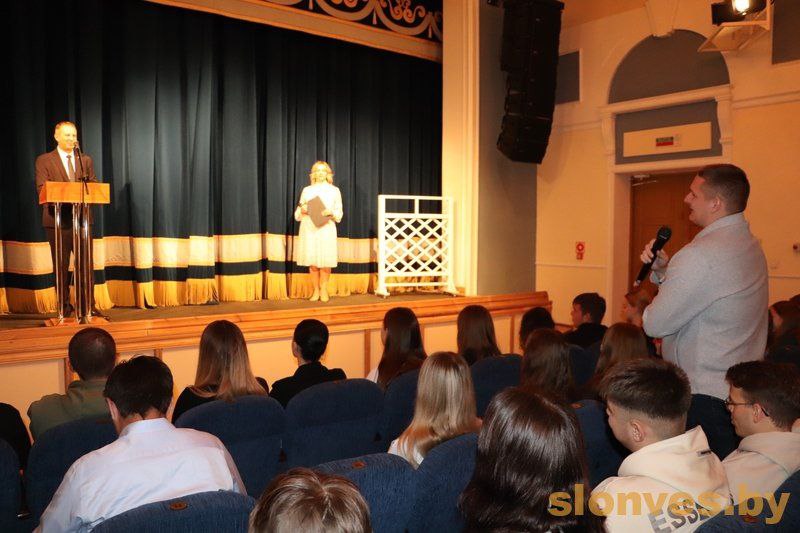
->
<box><xmin>593</xmin><ymin>359</ymin><xmax>731</xmax><ymax>532</ymax></box>
<box><xmin>723</xmin><ymin>360</ymin><xmax>800</xmax><ymax>502</ymax></box>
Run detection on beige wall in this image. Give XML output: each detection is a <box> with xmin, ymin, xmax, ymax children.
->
<box><xmin>538</xmin><ymin>3</ymin><xmax>800</xmax><ymax>324</ymax></box>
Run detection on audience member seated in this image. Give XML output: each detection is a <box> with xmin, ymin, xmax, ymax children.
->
<box><xmin>520</xmin><ymin>329</ymin><xmax>577</xmax><ymax>403</ymax></box>
<box><xmin>366</xmin><ymin>307</ymin><xmax>426</xmax><ymax>389</ymax></box>
<box><xmin>28</xmin><ymin>327</ymin><xmax>116</xmax><ymax>439</ymax></box>
<box><xmin>564</xmin><ymin>292</ymin><xmax>608</xmax><ymax>349</ymax></box>
<box><xmin>459</xmin><ymin>387</ymin><xmax>605</xmax><ymax>533</ymax></box>
<box><xmin>389</xmin><ymin>352</ymin><xmax>481</xmax><ymax>467</ymax></box>
<box><xmin>766</xmin><ymin>300</ymin><xmax>800</xmax><ymax>359</ymax></box>
<box><xmin>456</xmin><ymin>305</ymin><xmax>502</xmax><ymax>365</ymax></box>
<box><xmin>723</xmin><ymin>360</ymin><xmax>800</xmax><ymax>501</ymax></box>
<box><xmin>594</xmin><ymin>359</ymin><xmax>729</xmax><ymax>532</ymax></box>
<box><xmin>517</xmin><ymin>306</ymin><xmax>555</xmax><ymax>352</ymax></box>
<box><xmin>249</xmin><ymin>467</ymin><xmax>371</xmax><ymax>533</ymax></box>
<box><xmin>270</xmin><ymin>319</ymin><xmax>346</xmax><ymax>407</ymax></box>
<box><xmin>38</xmin><ymin>356</ymin><xmax>244</xmax><ymax>532</ymax></box>
<box><xmin>579</xmin><ymin>322</ymin><xmax>651</xmax><ymax>401</ymax></box>
<box><xmin>172</xmin><ymin>320</ymin><xmax>268</xmax><ymax>422</ymax></box>
<box><xmin>0</xmin><ymin>402</ymin><xmax>31</xmax><ymax>469</ymax></box>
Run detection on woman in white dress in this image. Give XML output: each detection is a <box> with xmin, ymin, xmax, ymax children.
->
<box><xmin>294</xmin><ymin>161</ymin><xmax>343</xmax><ymax>302</ymax></box>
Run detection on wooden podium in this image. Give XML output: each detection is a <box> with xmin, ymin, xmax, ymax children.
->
<box><xmin>39</xmin><ymin>181</ymin><xmax>110</xmax><ymax>325</ymax></box>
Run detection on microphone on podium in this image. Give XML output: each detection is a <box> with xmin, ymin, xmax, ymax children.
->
<box><xmin>634</xmin><ymin>226</ymin><xmax>672</xmax><ymax>287</ymax></box>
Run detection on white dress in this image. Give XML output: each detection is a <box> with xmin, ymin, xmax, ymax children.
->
<box><xmin>294</xmin><ymin>182</ymin><xmax>343</xmax><ymax>268</ymax></box>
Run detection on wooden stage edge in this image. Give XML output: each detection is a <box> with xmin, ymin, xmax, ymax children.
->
<box><xmin>0</xmin><ymin>291</ymin><xmax>551</xmax><ymax>366</ymax></box>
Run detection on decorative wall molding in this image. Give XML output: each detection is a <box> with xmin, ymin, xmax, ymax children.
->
<box><xmin>645</xmin><ymin>0</ymin><xmax>679</xmax><ymax>37</ymax></box>
<box><xmin>602</xmin><ymin>84</ymin><xmax>732</xmax><ymax>115</ymax></box>
<box><xmin>535</xmin><ymin>262</ymin><xmax>607</xmax><ymax>270</ymax></box>
<box><xmin>732</xmin><ymin>89</ymin><xmax>800</xmax><ymax>109</ymax></box>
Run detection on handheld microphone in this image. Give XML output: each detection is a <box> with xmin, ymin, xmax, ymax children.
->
<box><xmin>73</xmin><ymin>141</ymin><xmax>81</xmax><ymax>153</ymax></box>
<box><xmin>634</xmin><ymin>226</ymin><xmax>672</xmax><ymax>287</ymax></box>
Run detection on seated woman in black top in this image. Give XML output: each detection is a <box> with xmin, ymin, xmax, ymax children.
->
<box><xmin>270</xmin><ymin>319</ymin><xmax>346</xmax><ymax>407</ymax></box>
<box><xmin>172</xmin><ymin>320</ymin><xmax>268</xmax><ymax>422</ymax></box>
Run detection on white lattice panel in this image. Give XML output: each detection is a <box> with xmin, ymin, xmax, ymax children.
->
<box><xmin>376</xmin><ymin>195</ymin><xmax>456</xmax><ymax>297</ymax></box>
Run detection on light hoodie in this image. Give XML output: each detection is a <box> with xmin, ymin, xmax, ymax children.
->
<box><xmin>593</xmin><ymin>427</ymin><xmax>731</xmax><ymax>533</ymax></box>
<box><xmin>723</xmin><ymin>430</ymin><xmax>800</xmax><ymax>503</ymax></box>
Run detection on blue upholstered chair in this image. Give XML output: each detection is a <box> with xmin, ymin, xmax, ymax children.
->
<box><xmin>25</xmin><ymin>417</ymin><xmax>116</xmax><ymax>522</ymax></box>
<box><xmin>687</xmin><ymin>393</ymin><xmax>740</xmax><ymax>460</ymax></box>
<box><xmin>697</xmin><ymin>469</ymin><xmax>800</xmax><ymax>532</ymax></box>
<box><xmin>471</xmin><ymin>355</ymin><xmax>521</xmax><ymax>417</ymax></box>
<box><xmin>569</xmin><ymin>343</ymin><xmax>599</xmax><ymax>387</ymax></box>
<box><xmin>378</xmin><ymin>369</ymin><xmax>420</xmax><ymax>449</ymax></box>
<box><xmin>174</xmin><ymin>395</ymin><xmax>286</xmax><ymax>497</ymax></box>
<box><xmin>92</xmin><ymin>490</ymin><xmax>255</xmax><ymax>533</ymax></box>
<box><xmin>316</xmin><ymin>453</ymin><xmax>416</xmax><ymax>533</ymax></box>
<box><xmin>0</xmin><ymin>439</ymin><xmax>23</xmax><ymax>532</ymax></box>
<box><xmin>408</xmin><ymin>433</ymin><xmax>478</xmax><ymax>533</ymax></box>
<box><xmin>572</xmin><ymin>399</ymin><xmax>628</xmax><ymax>488</ymax></box>
<box><xmin>283</xmin><ymin>379</ymin><xmax>384</xmax><ymax>468</ymax></box>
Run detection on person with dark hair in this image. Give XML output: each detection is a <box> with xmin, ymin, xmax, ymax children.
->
<box><xmin>38</xmin><ymin>356</ymin><xmax>244</xmax><ymax>532</ymax></box>
<box><xmin>172</xmin><ymin>320</ymin><xmax>268</xmax><ymax>421</ymax></box>
<box><xmin>564</xmin><ymin>292</ymin><xmax>607</xmax><ymax>348</ymax></box>
<box><xmin>640</xmin><ymin>164</ymin><xmax>768</xmax><ymax>403</ymax></box>
<box><xmin>579</xmin><ymin>322</ymin><xmax>651</xmax><ymax>401</ymax></box>
<box><xmin>459</xmin><ymin>387</ymin><xmax>604</xmax><ymax>533</ymax></box>
<box><xmin>249</xmin><ymin>468</ymin><xmax>371</xmax><ymax>533</ymax></box>
<box><xmin>723</xmin><ymin>361</ymin><xmax>800</xmax><ymax>500</ymax></box>
<box><xmin>766</xmin><ymin>300</ymin><xmax>800</xmax><ymax>358</ymax></box>
<box><xmin>456</xmin><ymin>305</ymin><xmax>502</xmax><ymax>365</ymax></box>
<box><xmin>594</xmin><ymin>359</ymin><xmax>729</xmax><ymax>532</ymax></box>
<box><xmin>366</xmin><ymin>307</ymin><xmax>426</xmax><ymax>389</ymax></box>
<box><xmin>520</xmin><ymin>329</ymin><xmax>576</xmax><ymax>403</ymax></box>
<box><xmin>518</xmin><ymin>306</ymin><xmax>555</xmax><ymax>351</ymax></box>
<box><xmin>0</xmin><ymin>403</ymin><xmax>31</xmax><ymax>469</ymax></box>
<box><xmin>270</xmin><ymin>319</ymin><xmax>346</xmax><ymax>407</ymax></box>
<box><xmin>28</xmin><ymin>327</ymin><xmax>117</xmax><ymax>439</ymax></box>
<box><xmin>790</xmin><ymin>294</ymin><xmax>800</xmax><ymax>308</ymax></box>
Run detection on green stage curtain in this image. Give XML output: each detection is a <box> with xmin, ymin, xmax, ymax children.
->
<box><xmin>0</xmin><ymin>0</ymin><xmax>441</xmax><ymax>312</ymax></box>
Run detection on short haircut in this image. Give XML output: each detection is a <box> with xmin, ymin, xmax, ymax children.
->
<box><xmin>293</xmin><ymin>319</ymin><xmax>329</xmax><ymax>362</ymax></box>
<box><xmin>572</xmin><ymin>293</ymin><xmax>606</xmax><ymax>323</ymax></box>
<box><xmin>726</xmin><ymin>361</ymin><xmax>800</xmax><ymax>430</ymax></box>
<box><xmin>698</xmin><ymin>164</ymin><xmax>750</xmax><ymax>214</ymax></box>
<box><xmin>68</xmin><ymin>327</ymin><xmax>117</xmax><ymax>380</ymax></box>
<box><xmin>249</xmin><ymin>468</ymin><xmax>371</xmax><ymax>533</ymax></box>
<box><xmin>601</xmin><ymin>358</ymin><xmax>691</xmax><ymax>421</ymax></box>
<box><xmin>789</xmin><ymin>294</ymin><xmax>800</xmax><ymax>309</ymax></box>
<box><xmin>518</xmin><ymin>307</ymin><xmax>555</xmax><ymax>349</ymax></box>
<box><xmin>54</xmin><ymin>121</ymin><xmax>76</xmax><ymax>133</ymax></box>
<box><xmin>103</xmin><ymin>356</ymin><xmax>173</xmax><ymax>418</ymax></box>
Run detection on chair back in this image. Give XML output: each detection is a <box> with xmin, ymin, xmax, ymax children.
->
<box><xmin>572</xmin><ymin>400</ymin><xmax>628</xmax><ymax>488</ymax></box>
<box><xmin>687</xmin><ymin>393</ymin><xmax>740</xmax><ymax>460</ymax></box>
<box><xmin>317</xmin><ymin>453</ymin><xmax>415</xmax><ymax>533</ymax></box>
<box><xmin>0</xmin><ymin>439</ymin><xmax>21</xmax><ymax>532</ymax></box>
<box><xmin>25</xmin><ymin>417</ymin><xmax>116</xmax><ymax>521</ymax></box>
<box><xmin>284</xmin><ymin>379</ymin><xmax>384</xmax><ymax>467</ymax></box>
<box><xmin>174</xmin><ymin>395</ymin><xmax>286</xmax><ymax>497</ymax></box>
<box><xmin>471</xmin><ymin>355</ymin><xmax>521</xmax><ymax>417</ymax></box>
<box><xmin>697</xmin><ymin>469</ymin><xmax>800</xmax><ymax>531</ymax></box>
<box><xmin>378</xmin><ymin>369</ymin><xmax>419</xmax><ymax>447</ymax></box>
<box><xmin>569</xmin><ymin>343</ymin><xmax>599</xmax><ymax>387</ymax></box>
<box><xmin>408</xmin><ymin>433</ymin><xmax>478</xmax><ymax>533</ymax></box>
<box><xmin>92</xmin><ymin>490</ymin><xmax>255</xmax><ymax>533</ymax></box>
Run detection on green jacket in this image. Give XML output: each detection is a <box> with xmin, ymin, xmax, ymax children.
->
<box><xmin>28</xmin><ymin>379</ymin><xmax>109</xmax><ymax>439</ymax></box>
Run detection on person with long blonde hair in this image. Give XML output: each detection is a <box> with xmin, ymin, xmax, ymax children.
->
<box><xmin>294</xmin><ymin>161</ymin><xmax>344</xmax><ymax>303</ymax></box>
<box><xmin>389</xmin><ymin>352</ymin><xmax>481</xmax><ymax>468</ymax></box>
<box><xmin>172</xmin><ymin>320</ymin><xmax>268</xmax><ymax>421</ymax></box>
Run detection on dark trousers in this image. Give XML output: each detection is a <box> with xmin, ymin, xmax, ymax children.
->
<box><xmin>687</xmin><ymin>394</ymin><xmax>741</xmax><ymax>459</ymax></box>
<box><xmin>45</xmin><ymin>227</ymin><xmax>73</xmax><ymax>307</ymax></box>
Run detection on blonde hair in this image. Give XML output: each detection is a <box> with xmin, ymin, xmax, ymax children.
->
<box><xmin>309</xmin><ymin>161</ymin><xmax>334</xmax><ymax>184</ymax></box>
<box><xmin>395</xmin><ymin>352</ymin><xmax>479</xmax><ymax>468</ymax></box>
<box><xmin>192</xmin><ymin>320</ymin><xmax>267</xmax><ymax>401</ymax></box>
<box><xmin>249</xmin><ymin>468</ymin><xmax>371</xmax><ymax>533</ymax></box>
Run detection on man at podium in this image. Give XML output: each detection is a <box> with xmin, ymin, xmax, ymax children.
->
<box><xmin>35</xmin><ymin>121</ymin><xmax>96</xmax><ymax>311</ymax></box>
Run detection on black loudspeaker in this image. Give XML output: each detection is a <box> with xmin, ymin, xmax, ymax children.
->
<box><xmin>497</xmin><ymin>0</ymin><xmax>564</xmax><ymax>164</ymax></box>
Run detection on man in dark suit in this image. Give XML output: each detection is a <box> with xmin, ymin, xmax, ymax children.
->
<box><xmin>35</xmin><ymin>121</ymin><xmax>97</xmax><ymax>310</ymax></box>
<box><xmin>270</xmin><ymin>319</ymin><xmax>346</xmax><ymax>407</ymax></box>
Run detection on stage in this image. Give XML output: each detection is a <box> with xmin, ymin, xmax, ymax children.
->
<box><xmin>0</xmin><ymin>291</ymin><xmax>550</xmax><ymax>424</ymax></box>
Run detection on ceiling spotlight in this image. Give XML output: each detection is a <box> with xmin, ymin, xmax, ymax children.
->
<box><xmin>732</xmin><ymin>0</ymin><xmax>767</xmax><ymax>15</ymax></box>
<box><xmin>711</xmin><ymin>0</ymin><xmax>766</xmax><ymax>25</ymax></box>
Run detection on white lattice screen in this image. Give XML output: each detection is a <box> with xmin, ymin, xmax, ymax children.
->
<box><xmin>376</xmin><ymin>195</ymin><xmax>457</xmax><ymax>297</ymax></box>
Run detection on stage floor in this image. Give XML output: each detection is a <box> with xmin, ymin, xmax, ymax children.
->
<box><xmin>0</xmin><ymin>292</ymin><xmax>455</xmax><ymax>331</ymax></box>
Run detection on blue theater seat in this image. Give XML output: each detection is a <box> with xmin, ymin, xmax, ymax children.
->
<box><xmin>0</xmin><ymin>439</ymin><xmax>23</xmax><ymax>532</ymax></box>
<box><xmin>378</xmin><ymin>369</ymin><xmax>420</xmax><ymax>448</ymax></box>
<box><xmin>470</xmin><ymin>355</ymin><xmax>521</xmax><ymax>417</ymax></box>
<box><xmin>572</xmin><ymin>399</ymin><xmax>628</xmax><ymax>488</ymax></box>
<box><xmin>174</xmin><ymin>395</ymin><xmax>286</xmax><ymax>497</ymax></box>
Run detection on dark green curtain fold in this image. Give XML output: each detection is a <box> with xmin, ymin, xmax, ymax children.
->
<box><xmin>0</xmin><ymin>0</ymin><xmax>442</xmax><ymax>292</ymax></box>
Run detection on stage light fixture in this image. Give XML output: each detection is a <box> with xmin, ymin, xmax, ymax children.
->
<box><xmin>711</xmin><ymin>0</ymin><xmax>767</xmax><ymax>25</ymax></box>
<box><xmin>732</xmin><ymin>0</ymin><xmax>766</xmax><ymax>15</ymax></box>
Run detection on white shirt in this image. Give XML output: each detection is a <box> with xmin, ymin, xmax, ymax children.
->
<box><xmin>57</xmin><ymin>147</ymin><xmax>76</xmax><ymax>181</ymax></box>
<box><xmin>37</xmin><ymin>418</ymin><xmax>245</xmax><ymax>532</ymax></box>
<box><xmin>388</xmin><ymin>437</ymin><xmax>425</xmax><ymax>467</ymax></box>
<box><xmin>723</xmin><ymin>430</ymin><xmax>800</xmax><ymax>503</ymax></box>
